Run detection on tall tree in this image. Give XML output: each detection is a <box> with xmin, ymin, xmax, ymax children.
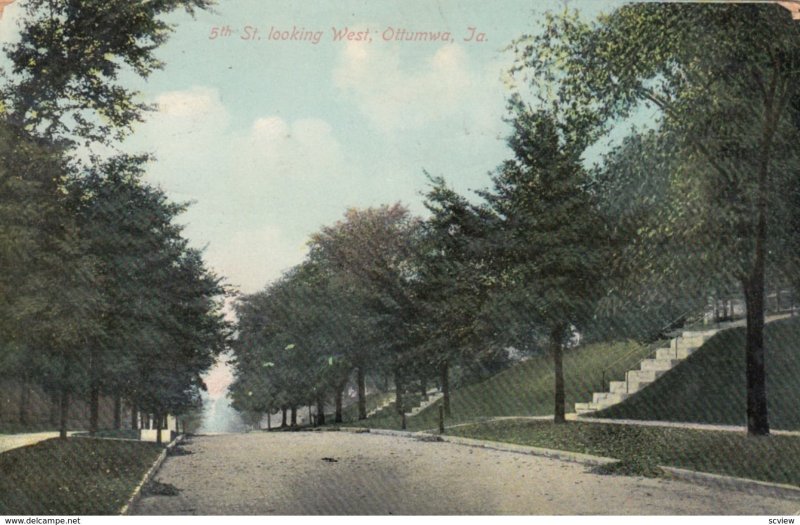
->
<box><xmin>308</xmin><ymin>205</ymin><xmax>423</xmax><ymax>419</ymax></box>
<box><xmin>3</xmin><ymin>0</ymin><xmax>213</xmax><ymax>144</ymax></box>
<box><xmin>480</xmin><ymin>108</ymin><xmax>606</xmax><ymax>424</ymax></box>
<box><xmin>414</xmin><ymin>175</ymin><xmax>496</xmax><ymax>416</ymax></box>
<box><xmin>512</xmin><ymin>3</ymin><xmax>800</xmax><ymax>434</ymax></box>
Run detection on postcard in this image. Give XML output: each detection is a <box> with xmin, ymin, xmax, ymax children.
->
<box><xmin>0</xmin><ymin>0</ymin><xmax>799</xmax><ymax>519</ymax></box>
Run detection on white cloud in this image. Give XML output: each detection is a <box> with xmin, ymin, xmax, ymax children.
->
<box><xmin>206</xmin><ymin>224</ymin><xmax>308</xmax><ymax>295</ymax></box>
<box><xmin>333</xmin><ymin>40</ymin><xmax>506</xmax><ymax>135</ymax></box>
<box><xmin>231</xmin><ymin>116</ymin><xmax>345</xmax><ymax>188</ymax></box>
<box><xmin>0</xmin><ymin>1</ymin><xmax>23</xmax><ymax>43</ymax></box>
<box><xmin>121</xmin><ymin>87</ymin><xmax>352</xmax><ymax>292</ymax></box>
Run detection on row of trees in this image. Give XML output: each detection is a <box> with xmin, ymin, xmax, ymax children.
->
<box><xmin>0</xmin><ymin>0</ymin><xmax>229</xmax><ymax>440</ymax></box>
<box><xmin>229</xmin><ymin>106</ymin><xmax>618</xmax><ymax>426</ymax></box>
<box><xmin>231</xmin><ymin>3</ymin><xmax>800</xmax><ymax>436</ymax></box>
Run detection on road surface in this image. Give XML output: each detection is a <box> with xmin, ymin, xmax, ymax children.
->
<box><xmin>133</xmin><ymin>431</ymin><xmax>800</xmax><ymax>515</ymax></box>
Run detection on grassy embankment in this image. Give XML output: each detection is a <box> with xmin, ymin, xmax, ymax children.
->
<box><xmin>0</xmin><ymin>438</ymin><xmax>163</xmax><ymax>514</ymax></box>
<box><xmin>595</xmin><ymin>316</ymin><xmax>800</xmax><ymax>430</ymax></box>
<box><xmin>447</xmin><ymin>419</ymin><xmax>800</xmax><ymax>486</ymax></box>
<box><xmin>345</xmin><ymin>339</ymin><xmax>655</xmax><ymax>431</ymax></box>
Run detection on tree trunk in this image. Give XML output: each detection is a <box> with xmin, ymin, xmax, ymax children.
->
<box><xmin>156</xmin><ymin>412</ymin><xmax>163</xmax><ymax>444</ymax></box>
<box><xmin>440</xmin><ymin>360</ymin><xmax>451</xmax><ymax>417</ymax></box>
<box><xmin>357</xmin><ymin>366</ymin><xmax>367</xmax><ymax>420</ymax></box>
<box><xmin>89</xmin><ymin>382</ymin><xmax>100</xmax><ymax>435</ymax></box>
<box><xmin>552</xmin><ymin>324</ymin><xmax>567</xmax><ymax>424</ymax></box>
<box><xmin>281</xmin><ymin>407</ymin><xmax>287</xmax><ymax>428</ymax></box>
<box><xmin>394</xmin><ymin>369</ymin><xmax>404</xmax><ymax>415</ymax></box>
<box><xmin>290</xmin><ymin>405</ymin><xmax>297</xmax><ymax>426</ymax></box>
<box><xmin>335</xmin><ymin>381</ymin><xmax>345</xmax><ymax>423</ymax></box>
<box><xmin>18</xmin><ymin>377</ymin><xmax>29</xmax><ymax>426</ymax></box>
<box><xmin>267</xmin><ymin>411</ymin><xmax>271</xmax><ymax>430</ymax></box>
<box><xmin>59</xmin><ymin>388</ymin><xmax>69</xmax><ymax>440</ymax></box>
<box><xmin>420</xmin><ymin>377</ymin><xmax>427</xmax><ymax>399</ymax></box>
<box><xmin>49</xmin><ymin>392</ymin><xmax>59</xmax><ymax>426</ymax></box>
<box><xmin>130</xmin><ymin>403</ymin><xmax>139</xmax><ymax>430</ymax></box>
<box><xmin>113</xmin><ymin>395</ymin><xmax>121</xmax><ymax>430</ymax></box>
<box><xmin>316</xmin><ymin>397</ymin><xmax>326</xmax><ymax>426</ymax></box>
<box><xmin>738</xmin><ymin>121</ymin><xmax>773</xmax><ymax>437</ymax></box>
<box><xmin>743</xmin><ymin>277</ymin><xmax>769</xmax><ymax>436</ymax></box>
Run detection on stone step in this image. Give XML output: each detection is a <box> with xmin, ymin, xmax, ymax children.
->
<box><xmin>366</xmin><ymin>399</ymin><xmax>394</xmax><ymax>418</ymax></box>
<box><xmin>656</xmin><ymin>347</ymin><xmax>679</xmax><ymax>360</ymax></box>
<box><xmin>575</xmin><ymin>325</ymin><xmax>721</xmax><ymax>418</ymax></box>
<box><xmin>672</xmin><ymin>335</ymin><xmax>707</xmax><ymax>351</ymax></box>
<box><xmin>574</xmin><ymin>402</ymin><xmax>598</xmax><ymax>415</ymax></box>
<box><xmin>681</xmin><ymin>329</ymin><xmax>717</xmax><ymax>338</ymax></box>
<box><xmin>408</xmin><ymin>392</ymin><xmax>443</xmax><ymax>417</ymax></box>
<box><xmin>640</xmin><ymin>358</ymin><xmax>681</xmax><ymax>372</ymax></box>
<box><xmin>609</xmin><ymin>380</ymin><xmax>627</xmax><ymax>394</ymax></box>
<box><xmin>626</xmin><ymin>369</ymin><xmax>666</xmax><ymax>383</ymax></box>
<box><xmin>609</xmin><ymin>379</ymin><xmax>653</xmax><ymax>394</ymax></box>
<box><xmin>592</xmin><ymin>392</ymin><xmax>630</xmax><ymax>405</ymax></box>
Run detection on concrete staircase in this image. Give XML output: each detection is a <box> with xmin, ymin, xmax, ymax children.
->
<box><xmin>366</xmin><ymin>396</ymin><xmax>395</xmax><ymax>418</ymax></box>
<box><xmin>367</xmin><ymin>388</ymin><xmax>441</xmax><ymax>418</ymax></box>
<box><xmin>574</xmin><ymin>328</ymin><xmax>718</xmax><ymax>416</ymax></box>
<box><xmin>408</xmin><ymin>391</ymin><xmax>444</xmax><ymax>417</ymax></box>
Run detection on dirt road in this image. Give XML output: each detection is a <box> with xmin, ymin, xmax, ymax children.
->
<box><xmin>133</xmin><ymin>431</ymin><xmax>799</xmax><ymax>515</ymax></box>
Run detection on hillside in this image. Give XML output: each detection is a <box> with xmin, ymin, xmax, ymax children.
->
<box><xmin>349</xmin><ymin>339</ymin><xmax>656</xmax><ymax>431</ymax></box>
<box><xmin>595</xmin><ymin>316</ymin><xmax>800</xmax><ymax>430</ymax></box>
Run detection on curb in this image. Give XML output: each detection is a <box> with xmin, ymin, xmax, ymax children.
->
<box><xmin>119</xmin><ymin>433</ymin><xmax>184</xmax><ymax>515</ymax></box>
<box><xmin>660</xmin><ymin>466</ymin><xmax>800</xmax><ymax>501</ymax></box>
<box><xmin>437</xmin><ymin>434</ymin><xmax>617</xmax><ymax>466</ymax></box>
<box><xmin>344</xmin><ymin>426</ymin><xmax>800</xmax><ymax>499</ymax></box>
<box><xmin>338</xmin><ymin>427</ymin><xmax>371</xmax><ymax>434</ymax></box>
<box><xmin>349</xmin><ymin>427</ymin><xmax>617</xmax><ymax>466</ymax></box>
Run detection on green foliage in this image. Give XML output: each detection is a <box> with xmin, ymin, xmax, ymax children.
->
<box><xmin>0</xmin><ymin>0</ymin><xmax>226</xmax><ymax>436</ymax></box>
<box><xmin>65</xmin><ymin>154</ymin><xmax>230</xmax><ymax>421</ymax></box>
<box><xmin>512</xmin><ymin>2</ymin><xmax>800</xmax><ymax>434</ymax></box>
<box><xmin>231</xmin><ymin>261</ymin><xmax>367</xmax><ymax>417</ymax></box>
<box><xmin>413</xmin><ymin>175</ymin><xmax>498</xmax><ymax>373</ymax></box>
<box><xmin>479</xmin><ymin>108</ymin><xmax>607</xmax><ymax>345</ymax></box>
<box><xmin>3</xmin><ymin>0</ymin><xmax>213</xmax><ymax>144</ymax></box>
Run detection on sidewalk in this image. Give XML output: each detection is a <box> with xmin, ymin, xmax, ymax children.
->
<box><xmin>421</xmin><ymin>414</ymin><xmax>800</xmax><ymax>436</ymax></box>
<box><xmin>0</xmin><ymin>432</ymin><xmax>64</xmax><ymax>454</ymax></box>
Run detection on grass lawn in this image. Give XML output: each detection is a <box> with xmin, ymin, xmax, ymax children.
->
<box><xmin>596</xmin><ymin>317</ymin><xmax>800</xmax><ymax>430</ymax></box>
<box><xmin>447</xmin><ymin>419</ymin><xmax>800</xmax><ymax>486</ymax></box>
<box><xmin>0</xmin><ymin>437</ymin><xmax>163</xmax><ymax>514</ymax></box>
<box><xmin>344</xmin><ymin>339</ymin><xmax>656</xmax><ymax>431</ymax></box>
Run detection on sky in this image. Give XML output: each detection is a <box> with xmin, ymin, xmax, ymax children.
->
<box><xmin>0</xmin><ymin>0</ymin><xmax>627</xmax><ymax>406</ymax></box>
<box><xmin>2</xmin><ymin>0</ymin><xmax>623</xmax><ymax>295</ymax></box>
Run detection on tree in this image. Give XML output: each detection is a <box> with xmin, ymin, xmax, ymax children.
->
<box><xmin>480</xmin><ymin>107</ymin><xmax>607</xmax><ymax>424</ymax></box>
<box><xmin>588</xmin><ymin>130</ymin><xmax>710</xmax><ymax>343</ymax></box>
<box><xmin>308</xmin><ymin>205</ymin><xmax>423</xmax><ymax>419</ymax></box>
<box><xmin>0</xmin><ymin>0</ymin><xmax>220</xmax><ymax>438</ymax></box>
<box><xmin>3</xmin><ymin>0</ymin><xmax>213</xmax><ymax>144</ymax></box>
<box><xmin>414</xmin><ymin>175</ymin><xmax>496</xmax><ymax>416</ymax></box>
<box><xmin>512</xmin><ymin>3</ymin><xmax>800</xmax><ymax>434</ymax></box>
<box><xmin>68</xmin><ymin>155</ymin><xmax>229</xmax><ymax>440</ymax></box>
<box><xmin>0</xmin><ymin>122</ymin><xmax>53</xmax><ymax>426</ymax></box>
<box><xmin>0</xmin><ymin>121</ymin><xmax>104</xmax><ymax>438</ymax></box>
